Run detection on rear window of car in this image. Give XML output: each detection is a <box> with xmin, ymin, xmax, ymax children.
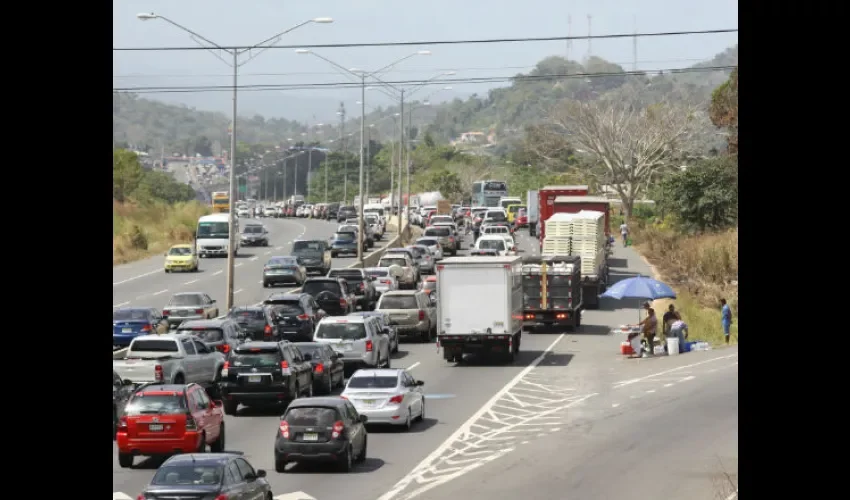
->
<box><xmin>152</xmin><ymin>465</ymin><xmax>223</xmax><ymax>486</ymax></box>
<box><xmin>294</xmin><ymin>344</ymin><xmax>324</xmax><ymax>358</ymax></box>
<box><xmin>347</xmin><ymin>376</ymin><xmax>398</xmax><ymax>389</ymax></box>
<box><xmin>315</xmin><ymin>322</ymin><xmax>367</xmax><ymax>340</ymax></box>
<box><xmin>406</xmin><ymin>247</ymin><xmax>424</xmax><ymax>258</ymax></box>
<box><xmin>379</xmin><ymin>257</ymin><xmax>407</xmax><ymax>268</ymax></box>
<box><xmin>284</xmin><ymin>407</ymin><xmax>340</xmax><ymax>426</ymax></box>
<box><xmin>328</xmin><ymin>270</ymin><xmax>364</xmax><ymax>280</ymax></box>
<box><xmin>168</xmin><ymin>295</ymin><xmax>203</xmax><ymax>306</ymax></box>
<box><xmin>479</xmin><ymin>239</ymin><xmax>506</xmax><ymax>251</ymax></box>
<box><xmin>367</xmin><ymin>269</ymin><xmax>388</xmax><ymax>277</ymax></box>
<box><xmin>125</xmin><ymin>394</ymin><xmax>187</xmax><ymax>416</ymax></box>
<box><xmin>424</xmin><ymin>227</ymin><xmax>450</xmax><ymax>237</ymax></box>
<box><xmin>333</xmin><ymin>232</ymin><xmax>355</xmax><ymax>241</ymax></box>
<box><xmin>303</xmin><ymin>281</ymin><xmax>342</xmax><ymax>296</ymax></box>
<box><xmin>379</xmin><ymin>295</ymin><xmax>418</xmax><ymax>309</ymax></box>
<box><xmin>113</xmin><ymin>309</ymin><xmax>151</xmax><ymax>321</ymax></box>
<box><xmin>417</xmin><ymin>238</ymin><xmax>438</xmax><ymax>247</ymax></box>
<box><xmin>293</xmin><ymin>241</ymin><xmax>324</xmax><ymax>252</ymax></box>
<box><xmin>177</xmin><ymin>328</ymin><xmax>224</xmax><ymax>342</ymax></box>
<box><xmin>229</xmin><ymin>309</ymin><xmax>266</xmax><ymax>321</ymax></box>
<box><xmin>268</xmin><ymin>301</ymin><xmax>303</xmax><ymax>315</ymax></box>
<box><xmin>130</xmin><ymin>339</ymin><xmax>179</xmax><ymax>352</ymax></box>
<box><xmin>229</xmin><ymin>351</ymin><xmax>281</xmax><ymax>367</ymax></box>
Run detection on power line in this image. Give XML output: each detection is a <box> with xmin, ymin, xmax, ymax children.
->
<box><xmin>113</xmin><ymin>65</ymin><xmax>735</xmax><ymax>95</ymax></box>
<box><xmin>112</xmin><ymin>28</ymin><xmax>737</xmax><ymax>52</ymax></box>
<box><xmin>112</xmin><ymin>58</ymin><xmax>711</xmax><ymax>79</ymax></box>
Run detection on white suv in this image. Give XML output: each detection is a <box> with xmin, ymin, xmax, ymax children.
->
<box><xmin>313</xmin><ymin>316</ymin><xmax>391</xmax><ymax>373</ymax></box>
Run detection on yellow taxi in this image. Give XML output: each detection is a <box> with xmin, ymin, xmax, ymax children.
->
<box><xmin>164</xmin><ymin>244</ymin><xmax>199</xmax><ymax>273</ymax></box>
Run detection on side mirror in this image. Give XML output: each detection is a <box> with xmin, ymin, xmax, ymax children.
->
<box><xmin>415</xmin><ymin>380</ymin><xmax>424</xmax><ymax>386</ymax></box>
<box><xmin>359</xmin><ymin>414</ymin><xmax>369</xmax><ymax>423</ymax></box>
<box><xmin>303</xmin><ymin>353</ymin><xmax>313</xmax><ymax>361</ymax></box>
<box><xmin>256</xmin><ymin>470</ymin><xmax>267</xmax><ymax>478</ymax></box>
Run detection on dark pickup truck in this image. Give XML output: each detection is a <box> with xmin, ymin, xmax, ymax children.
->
<box><xmin>520</xmin><ymin>255</ymin><xmax>583</xmax><ymax>331</ymax></box>
<box><xmin>327</xmin><ymin>268</ymin><xmax>378</xmax><ymax>311</ymax></box>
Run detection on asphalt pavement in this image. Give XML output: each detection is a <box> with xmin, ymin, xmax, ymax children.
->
<box><xmin>113</xmin><ymin>225</ymin><xmax>738</xmax><ymax>500</ymax></box>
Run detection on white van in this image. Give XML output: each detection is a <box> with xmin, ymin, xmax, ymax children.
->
<box><xmin>196</xmin><ymin>213</ymin><xmax>240</xmax><ymax>257</ymax></box>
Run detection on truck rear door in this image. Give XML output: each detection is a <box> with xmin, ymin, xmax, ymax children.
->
<box><xmin>440</xmin><ymin>265</ymin><xmax>509</xmax><ymax>335</ymax></box>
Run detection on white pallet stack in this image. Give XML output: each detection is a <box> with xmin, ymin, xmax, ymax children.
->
<box><xmin>541</xmin><ymin>237</ymin><xmax>572</xmax><ymax>255</ymax></box>
<box><xmin>545</xmin><ymin>212</ymin><xmax>580</xmax><ymax>237</ymax></box>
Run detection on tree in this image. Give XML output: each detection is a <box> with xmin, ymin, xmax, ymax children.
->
<box><xmin>532</xmin><ymin>97</ymin><xmax>701</xmax><ymax>219</ymax></box>
<box><xmin>113</xmin><ymin>148</ymin><xmax>144</xmax><ymax>201</ymax></box>
<box><xmin>658</xmin><ymin>156</ymin><xmax>738</xmax><ymax>232</ymax></box>
<box><xmin>192</xmin><ymin>136</ymin><xmax>214</xmax><ymax>157</ymax></box>
<box><xmin>418</xmin><ymin>168</ymin><xmax>464</xmax><ymax>202</ymax></box>
<box><xmin>709</xmin><ymin>67</ymin><xmax>738</xmax><ymax>155</ymax></box>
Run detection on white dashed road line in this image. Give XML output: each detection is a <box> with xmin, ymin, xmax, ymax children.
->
<box><xmin>152</xmin><ymin>289</ymin><xmax>169</xmax><ymax>296</ymax></box>
<box><xmin>234</xmin><ymin>289</ymin><xmax>244</xmax><ymax>294</ymax></box>
<box><xmin>235</xmin><ymin>263</ymin><xmax>243</xmax><ymax>267</ymax></box>
<box><xmin>113</xmin><ymin>301</ymin><xmax>129</xmax><ymax>308</ymax></box>
<box><xmin>113</xmin><ymin>269</ymin><xmax>161</xmax><ymax>286</ymax></box>
<box><xmin>212</xmin><ymin>270</ymin><xmax>223</xmax><ymax>276</ymax></box>
<box><xmin>184</xmin><ymin>279</ymin><xmax>198</xmax><ymax>285</ymax></box>
<box><xmin>250</xmin><ymin>256</ymin><xmax>258</xmax><ymax>261</ymax></box>
<box><xmin>406</xmin><ymin>362</ymin><xmax>421</xmax><ymax>371</ymax></box>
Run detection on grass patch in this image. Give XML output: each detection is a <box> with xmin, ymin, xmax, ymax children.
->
<box><xmin>113</xmin><ymin>199</ymin><xmax>210</xmax><ymax>266</ymax></box>
<box><xmin>629</xmin><ymin>222</ymin><xmax>738</xmax><ymax>347</ymax></box>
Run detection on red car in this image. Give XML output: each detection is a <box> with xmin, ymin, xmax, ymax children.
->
<box><xmin>116</xmin><ymin>383</ymin><xmax>226</xmax><ymax>468</ymax></box>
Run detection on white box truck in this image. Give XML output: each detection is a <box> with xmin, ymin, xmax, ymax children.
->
<box><xmin>436</xmin><ymin>256</ymin><xmax>523</xmax><ymax>363</ymax></box>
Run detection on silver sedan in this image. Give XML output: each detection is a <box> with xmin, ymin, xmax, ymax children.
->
<box><xmin>341</xmin><ymin>368</ymin><xmax>426</xmax><ymax>430</ymax></box>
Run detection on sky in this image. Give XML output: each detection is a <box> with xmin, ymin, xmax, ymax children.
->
<box><xmin>113</xmin><ymin>0</ymin><xmax>738</xmax><ymax>123</ymax></box>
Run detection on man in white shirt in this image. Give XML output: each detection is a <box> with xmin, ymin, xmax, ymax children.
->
<box><xmin>619</xmin><ymin>222</ymin><xmax>629</xmax><ymax>245</ymax></box>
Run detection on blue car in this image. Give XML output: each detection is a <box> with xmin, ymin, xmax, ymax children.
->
<box><xmin>112</xmin><ymin>308</ymin><xmax>168</xmax><ymax>350</ymax></box>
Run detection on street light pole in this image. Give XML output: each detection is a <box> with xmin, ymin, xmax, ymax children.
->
<box><xmin>227</xmin><ymin>50</ymin><xmax>237</xmax><ymax>310</ymax></box>
<box><xmin>357</xmin><ymin>73</ymin><xmax>366</xmax><ymax>267</ymax></box>
<box><xmin>398</xmin><ymin>89</ymin><xmax>405</xmax><ymax>219</ymax></box>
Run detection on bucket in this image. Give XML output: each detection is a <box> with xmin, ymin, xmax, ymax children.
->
<box><xmin>667</xmin><ymin>337</ymin><xmax>680</xmax><ymax>356</ymax></box>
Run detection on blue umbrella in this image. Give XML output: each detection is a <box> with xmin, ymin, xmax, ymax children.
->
<box><xmin>601</xmin><ymin>275</ymin><xmax>677</xmax><ymax>300</ymax></box>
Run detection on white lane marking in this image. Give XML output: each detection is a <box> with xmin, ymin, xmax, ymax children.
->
<box><xmin>377</xmin><ymin>334</ymin><xmax>579</xmax><ymax>500</ymax></box>
<box><xmin>113</xmin><ymin>493</ymin><xmax>135</xmax><ymax>500</ymax></box>
<box><xmin>646</xmin><ymin>389</ymin><xmax>656</xmax><ymax>393</ymax></box>
<box><xmin>258</xmin><ymin>281</ymin><xmax>264</xmax><ymax>284</ymax></box>
<box><xmin>611</xmin><ymin>403</ymin><xmax>620</xmax><ymax>408</ymax></box>
<box><xmin>113</xmin><ymin>268</ymin><xmax>162</xmax><ymax>286</ymax></box>
<box><xmin>234</xmin><ymin>289</ymin><xmax>244</xmax><ymax>294</ymax></box>
<box><xmin>275</xmin><ymin>246</ymin><xmax>283</xmax><ymax>250</ymax></box>
<box><xmin>184</xmin><ymin>279</ymin><xmax>198</xmax><ymax>285</ymax></box>
<box><xmin>113</xmin><ymin>301</ymin><xmax>129</xmax><ymax>308</ymax></box>
<box><xmin>264</xmin><ymin>251</ymin><xmax>271</xmax><ymax>255</ymax></box>
<box><xmin>679</xmin><ymin>375</ymin><xmax>695</xmax><ymax>382</ymax></box>
<box><xmin>235</xmin><ymin>263</ymin><xmax>243</xmax><ymax>267</ymax></box>
<box><xmin>274</xmin><ymin>491</ymin><xmax>317</xmax><ymax>500</ymax></box>
<box><xmin>406</xmin><ymin>362</ymin><xmax>421</xmax><ymax>371</ymax></box>
<box><xmin>212</xmin><ymin>270</ymin><xmax>223</xmax><ymax>276</ymax></box>
<box><xmin>152</xmin><ymin>289</ymin><xmax>169</xmax><ymax>296</ymax></box>
<box><xmin>613</xmin><ymin>353</ymin><xmax>737</xmax><ymax>388</ymax></box>
<box><xmin>663</xmin><ymin>383</ymin><xmax>674</xmax><ymax>388</ymax></box>
<box><xmin>250</xmin><ymin>256</ymin><xmax>258</xmax><ymax>261</ymax></box>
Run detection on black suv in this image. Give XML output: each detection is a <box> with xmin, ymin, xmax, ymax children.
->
<box><xmin>327</xmin><ymin>268</ymin><xmax>378</xmax><ymax>311</ymax></box>
<box><xmin>301</xmin><ymin>277</ymin><xmax>357</xmax><ymax>316</ymax></box>
<box><xmin>325</xmin><ymin>202</ymin><xmax>340</xmax><ymax>220</ymax></box>
<box><xmin>263</xmin><ymin>292</ymin><xmax>327</xmax><ymax>342</ymax></box>
<box><xmin>226</xmin><ymin>306</ymin><xmax>281</xmax><ymax>341</ymax></box>
<box><xmin>218</xmin><ymin>341</ymin><xmax>315</xmax><ymax>415</ymax></box>
<box><xmin>337</xmin><ymin>205</ymin><xmax>357</xmax><ymax>223</ymax></box>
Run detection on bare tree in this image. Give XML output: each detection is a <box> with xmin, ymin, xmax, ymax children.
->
<box><xmin>533</xmin><ymin>97</ymin><xmax>701</xmax><ymax>218</ymax></box>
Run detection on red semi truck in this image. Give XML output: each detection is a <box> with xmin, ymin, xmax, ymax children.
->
<box><xmin>536</xmin><ymin>185</ymin><xmax>590</xmax><ymax>244</ymax></box>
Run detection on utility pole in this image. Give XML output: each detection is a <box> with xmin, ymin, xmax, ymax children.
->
<box><xmin>397</xmin><ymin>89</ymin><xmax>405</xmax><ymax>218</ymax></box>
<box><xmin>365</xmin><ymin>126</ymin><xmax>371</xmax><ymax>200</ymax></box>
<box><xmin>405</xmin><ymin>108</ymin><xmax>413</xmax><ymax>233</ymax></box>
<box><xmin>356</xmin><ymin>74</ymin><xmax>366</xmax><ymax>267</ymax></box>
<box><xmin>338</xmin><ymin>102</ymin><xmax>345</xmax><ymax>203</ymax></box>
<box><xmin>632</xmin><ymin>15</ymin><xmax>638</xmax><ymax>72</ymax></box>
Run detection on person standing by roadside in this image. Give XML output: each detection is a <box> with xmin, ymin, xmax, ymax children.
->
<box><xmin>720</xmin><ymin>298</ymin><xmax>733</xmax><ymax>344</ymax></box>
<box><xmin>620</xmin><ymin>221</ymin><xmax>630</xmax><ymax>245</ymax></box>
<box><xmin>662</xmin><ymin>304</ymin><xmax>681</xmax><ymax>353</ymax></box>
<box><xmin>638</xmin><ymin>307</ymin><xmax>658</xmax><ymax>356</ymax></box>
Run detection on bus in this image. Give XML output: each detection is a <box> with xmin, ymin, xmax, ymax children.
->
<box><xmin>471</xmin><ymin>180</ymin><xmax>508</xmax><ymax>207</ymax></box>
<box><xmin>211</xmin><ymin>191</ymin><xmax>229</xmax><ymax>213</ymax></box>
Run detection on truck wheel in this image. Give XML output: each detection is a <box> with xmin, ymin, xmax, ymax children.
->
<box><xmin>210</xmin><ymin>424</ymin><xmax>226</xmax><ymax>452</ymax></box>
<box><xmin>118</xmin><ymin>453</ymin><xmax>134</xmax><ymax>468</ymax></box>
<box><xmin>223</xmin><ymin>400</ymin><xmax>238</xmax><ymax>415</ymax></box>
<box><xmin>575</xmin><ymin>312</ymin><xmax>581</xmax><ymax>328</ymax></box>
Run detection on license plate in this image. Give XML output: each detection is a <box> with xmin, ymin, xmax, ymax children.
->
<box><xmin>360</xmin><ymin>399</ymin><xmax>377</xmax><ymax>406</ymax></box>
<box><xmin>121</xmin><ymin>328</ymin><xmax>132</xmax><ymax>333</ymax></box>
<box><xmin>302</xmin><ymin>433</ymin><xmax>319</xmax><ymax>441</ymax></box>
<box><xmin>248</xmin><ymin>376</ymin><xmax>262</xmax><ymax>383</ymax></box>
<box><xmin>148</xmin><ymin>424</ymin><xmax>163</xmax><ymax>432</ymax></box>
<box><xmin>178</xmin><ymin>311</ymin><xmax>188</xmax><ymax>316</ymax></box>
<box><xmin>337</xmin><ymin>344</ymin><xmax>353</xmax><ymax>352</ymax></box>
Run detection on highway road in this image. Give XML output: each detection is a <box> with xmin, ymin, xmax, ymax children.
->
<box><xmin>113</xmin><ymin>226</ymin><xmax>738</xmax><ymax>500</ymax></box>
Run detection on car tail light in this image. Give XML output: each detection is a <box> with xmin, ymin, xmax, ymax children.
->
<box><xmin>185</xmin><ymin>414</ymin><xmax>198</xmax><ymax>431</ymax></box>
<box><xmin>331</xmin><ymin>420</ymin><xmax>344</xmax><ymax>439</ymax></box>
<box><xmin>418</xmin><ymin>310</ymin><xmax>425</xmax><ymax>321</ymax></box>
<box><xmin>340</xmin><ymin>298</ymin><xmax>347</xmax><ymax>308</ymax></box>
<box><xmin>280</xmin><ymin>360</ymin><xmax>289</xmax><ymax>369</ymax></box>
<box><xmin>117</xmin><ymin>416</ymin><xmax>128</xmax><ymax>432</ymax></box>
<box><xmin>388</xmin><ymin>394</ymin><xmax>404</xmax><ymax>404</ymax></box>
<box><xmin>194</xmin><ymin>309</ymin><xmax>204</xmax><ymax>315</ymax></box>
<box><xmin>221</xmin><ymin>361</ymin><xmax>229</xmax><ymax>376</ymax></box>
<box><xmin>381</xmin><ymin>279</ymin><xmax>392</xmax><ymax>285</ymax></box>
<box><xmin>296</xmin><ymin>314</ymin><xmax>310</xmax><ymax>321</ymax></box>
<box><xmin>314</xmin><ymin>363</ymin><xmax>324</xmax><ymax>374</ymax></box>
<box><xmin>154</xmin><ymin>365</ymin><xmax>163</xmax><ymax>382</ymax></box>
<box><xmin>162</xmin><ymin>309</ymin><xmax>171</xmax><ymax>316</ymax></box>
<box><xmin>140</xmin><ymin>324</ymin><xmax>153</xmax><ymax>332</ymax></box>
<box><xmin>217</xmin><ymin>344</ymin><xmax>230</xmax><ymax>354</ymax></box>
<box><xmin>365</xmin><ymin>340</ymin><xmax>373</xmax><ymax>352</ymax></box>
<box><xmin>279</xmin><ymin>420</ymin><xmax>290</xmax><ymax>439</ymax></box>
<box><xmin>213</xmin><ymin>494</ymin><xmax>228</xmax><ymax>500</ymax></box>
<box><xmin>264</xmin><ymin>324</ymin><xmax>273</xmax><ymax>338</ymax></box>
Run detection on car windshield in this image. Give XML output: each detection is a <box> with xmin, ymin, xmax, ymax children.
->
<box><xmin>417</xmin><ymin>238</ymin><xmax>438</xmax><ymax>247</ymax></box>
<box><xmin>380</xmin><ymin>258</ymin><xmax>407</xmax><ymax>268</ymax></box>
<box><xmin>303</xmin><ymin>281</ymin><xmax>342</xmax><ymax>295</ymax></box>
<box><xmin>229</xmin><ymin>352</ymin><xmax>281</xmax><ymax>367</ymax></box>
<box><xmin>293</xmin><ymin>241</ymin><xmax>324</xmax><ymax>253</ymax></box>
<box><xmin>347</xmin><ymin>376</ymin><xmax>398</xmax><ymax>389</ymax></box>
<box><xmin>243</xmin><ymin>226</ymin><xmax>263</xmax><ymax>234</ymax></box>
<box><xmin>379</xmin><ymin>295</ymin><xmax>418</xmax><ymax>309</ymax></box>
<box><xmin>178</xmin><ymin>328</ymin><xmax>224</xmax><ymax>342</ymax></box>
<box><xmin>425</xmin><ymin>227</ymin><xmax>450</xmax><ymax>237</ymax></box>
<box><xmin>268</xmin><ymin>301</ymin><xmax>303</xmax><ymax>315</ymax></box>
<box><xmin>168</xmin><ymin>247</ymin><xmax>193</xmax><ymax>256</ymax></box>
<box><xmin>479</xmin><ymin>239</ymin><xmax>506</xmax><ymax>251</ymax></box>
<box><xmin>151</xmin><ymin>465</ymin><xmax>223</xmax><ymax>486</ymax></box>
<box><xmin>113</xmin><ymin>309</ymin><xmax>150</xmax><ymax>321</ymax></box>
<box><xmin>315</xmin><ymin>322</ymin><xmax>367</xmax><ymax>340</ymax></box>
<box><xmin>197</xmin><ymin>221</ymin><xmax>229</xmax><ymax>238</ymax></box>
<box><xmin>168</xmin><ymin>294</ymin><xmax>204</xmax><ymax>306</ymax></box>
<box><xmin>284</xmin><ymin>407</ymin><xmax>340</xmax><ymax>426</ymax></box>
<box><xmin>125</xmin><ymin>394</ymin><xmax>186</xmax><ymax>415</ymax></box>
<box><xmin>333</xmin><ymin>232</ymin><xmax>355</xmax><ymax>241</ymax></box>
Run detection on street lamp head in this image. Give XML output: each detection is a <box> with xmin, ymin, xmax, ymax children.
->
<box><xmin>417</xmin><ymin>50</ymin><xmax>432</xmax><ymax>56</ymax></box>
<box><xmin>295</xmin><ymin>49</ymin><xmax>311</xmax><ymax>54</ymax></box>
<box><xmin>355</xmin><ymin>101</ymin><xmax>362</xmax><ymax>104</ymax></box>
<box><xmin>312</xmin><ymin>17</ymin><xmax>334</xmax><ymax>23</ymax></box>
<box><xmin>443</xmin><ymin>71</ymin><xmax>457</xmax><ymax>76</ymax></box>
<box><xmin>394</xmin><ymin>112</ymin><xmax>401</xmax><ymax>116</ymax></box>
<box><xmin>349</xmin><ymin>68</ymin><xmax>364</xmax><ymax>74</ymax></box>
<box><xmin>286</xmin><ymin>138</ymin><xmax>293</xmax><ymax>141</ymax></box>
<box><xmin>136</xmin><ymin>12</ymin><xmax>158</xmax><ymax>20</ymax></box>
